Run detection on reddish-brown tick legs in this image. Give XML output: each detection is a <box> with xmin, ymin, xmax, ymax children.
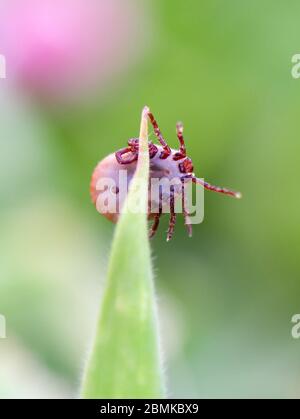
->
<box><xmin>115</xmin><ymin>147</ymin><xmax>138</xmax><ymax>164</ymax></box>
<box><xmin>192</xmin><ymin>177</ymin><xmax>242</xmax><ymax>199</ymax></box>
<box><xmin>115</xmin><ymin>138</ymin><xmax>139</xmax><ymax>164</ymax></box>
<box><xmin>149</xmin><ymin>214</ymin><xmax>161</xmax><ymax>239</ymax></box>
<box><xmin>173</xmin><ymin>122</ymin><xmax>187</xmax><ymax>161</ymax></box>
<box><xmin>181</xmin><ymin>179</ymin><xmax>193</xmax><ymax>237</ymax></box>
<box><xmin>149</xmin><ymin>186</ymin><xmax>162</xmax><ymax>239</ymax></box>
<box><xmin>147</xmin><ymin>111</ymin><xmax>171</xmax><ymax>159</ymax></box>
<box><xmin>167</xmin><ymin>187</ymin><xmax>176</xmax><ymax>241</ymax></box>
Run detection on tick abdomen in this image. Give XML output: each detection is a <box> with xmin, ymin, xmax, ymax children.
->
<box><xmin>90</xmin><ymin>147</ymin><xmax>185</xmax><ymax>222</ymax></box>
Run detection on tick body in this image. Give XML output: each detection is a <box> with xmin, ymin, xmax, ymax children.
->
<box><xmin>90</xmin><ymin>110</ymin><xmax>241</xmax><ymax>241</ymax></box>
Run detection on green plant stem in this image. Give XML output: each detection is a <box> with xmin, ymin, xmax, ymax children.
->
<box><xmin>81</xmin><ymin>106</ymin><xmax>165</xmax><ymax>399</ymax></box>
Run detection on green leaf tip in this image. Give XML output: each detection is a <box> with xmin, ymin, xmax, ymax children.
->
<box><xmin>81</xmin><ymin>106</ymin><xmax>165</xmax><ymax>399</ymax></box>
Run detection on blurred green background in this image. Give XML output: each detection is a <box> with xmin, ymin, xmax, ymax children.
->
<box><xmin>1</xmin><ymin>0</ymin><xmax>300</xmax><ymax>398</ymax></box>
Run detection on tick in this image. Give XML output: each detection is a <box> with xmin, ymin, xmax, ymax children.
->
<box><xmin>90</xmin><ymin>109</ymin><xmax>241</xmax><ymax>241</ymax></box>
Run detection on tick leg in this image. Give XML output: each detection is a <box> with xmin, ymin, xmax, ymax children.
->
<box><xmin>147</xmin><ymin>111</ymin><xmax>171</xmax><ymax>159</ymax></box>
<box><xmin>167</xmin><ymin>187</ymin><xmax>176</xmax><ymax>241</ymax></box>
<box><xmin>182</xmin><ymin>179</ymin><xmax>192</xmax><ymax>237</ymax></box>
<box><xmin>192</xmin><ymin>177</ymin><xmax>242</xmax><ymax>199</ymax></box>
<box><xmin>149</xmin><ymin>185</ymin><xmax>162</xmax><ymax>239</ymax></box>
<box><xmin>115</xmin><ymin>147</ymin><xmax>138</xmax><ymax>164</ymax></box>
<box><xmin>149</xmin><ymin>214</ymin><xmax>161</xmax><ymax>239</ymax></box>
<box><xmin>175</xmin><ymin>122</ymin><xmax>187</xmax><ymax>158</ymax></box>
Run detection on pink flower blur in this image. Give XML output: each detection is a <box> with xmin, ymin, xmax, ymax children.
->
<box><xmin>0</xmin><ymin>0</ymin><xmax>144</xmax><ymax>102</ymax></box>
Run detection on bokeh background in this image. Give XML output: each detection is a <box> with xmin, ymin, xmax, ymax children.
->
<box><xmin>1</xmin><ymin>0</ymin><xmax>300</xmax><ymax>398</ymax></box>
